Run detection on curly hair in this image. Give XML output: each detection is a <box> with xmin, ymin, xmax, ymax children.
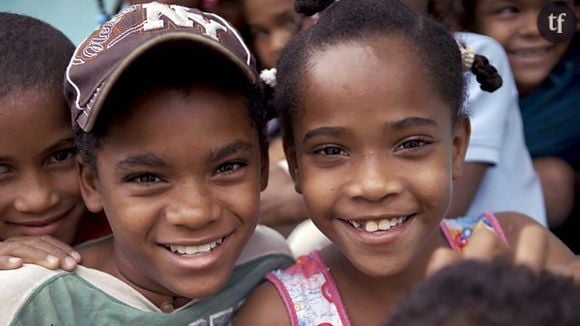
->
<box><xmin>387</xmin><ymin>259</ymin><xmax>580</xmax><ymax>325</ymax></box>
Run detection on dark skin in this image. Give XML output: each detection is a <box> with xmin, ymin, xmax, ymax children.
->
<box><xmin>236</xmin><ymin>36</ymin><xmax>578</xmax><ymax>326</ymax></box>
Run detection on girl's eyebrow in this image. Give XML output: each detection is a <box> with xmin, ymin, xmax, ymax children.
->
<box><xmin>389</xmin><ymin>117</ymin><xmax>438</xmax><ymax>130</ymax></box>
<box><xmin>116</xmin><ymin>153</ymin><xmax>168</xmax><ymax>172</ymax></box>
<box><xmin>303</xmin><ymin>126</ymin><xmax>348</xmax><ymax>142</ymax></box>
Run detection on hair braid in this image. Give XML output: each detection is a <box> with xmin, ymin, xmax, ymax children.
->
<box><xmin>471</xmin><ymin>54</ymin><xmax>503</xmax><ymax>92</ymax></box>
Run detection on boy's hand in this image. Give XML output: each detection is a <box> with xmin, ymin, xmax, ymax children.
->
<box><xmin>0</xmin><ymin>236</ymin><xmax>81</xmax><ymax>271</ymax></box>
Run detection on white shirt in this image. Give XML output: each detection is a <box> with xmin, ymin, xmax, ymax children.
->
<box><xmin>458</xmin><ymin>32</ymin><xmax>546</xmax><ymax>225</ymax></box>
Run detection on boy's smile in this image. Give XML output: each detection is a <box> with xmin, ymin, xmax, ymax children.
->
<box><xmin>474</xmin><ymin>0</ymin><xmax>573</xmax><ymax>95</ymax></box>
<box><xmin>286</xmin><ymin>38</ymin><xmax>469</xmax><ymax>278</ymax></box>
<box><xmin>0</xmin><ymin>89</ymin><xmax>85</xmax><ymax>243</ymax></box>
<box><xmin>80</xmin><ymin>84</ymin><xmax>265</xmax><ymax>302</ymax></box>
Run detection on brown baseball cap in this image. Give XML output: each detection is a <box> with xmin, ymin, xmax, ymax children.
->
<box><xmin>65</xmin><ymin>2</ymin><xmax>257</xmax><ymax>132</ymax></box>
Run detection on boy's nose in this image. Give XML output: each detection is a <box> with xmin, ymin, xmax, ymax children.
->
<box><xmin>13</xmin><ymin>172</ymin><xmax>60</xmax><ymax>214</ymax></box>
<box><xmin>164</xmin><ymin>184</ymin><xmax>222</xmax><ymax>228</ymax></box>
<box><xmin>345</xmin><ymin>155</ymin><xmax>404</xmax><ymax>202</ymax></box>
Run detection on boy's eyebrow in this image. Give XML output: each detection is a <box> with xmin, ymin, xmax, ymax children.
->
<box><xmin>303</xmin><ymin>126</ymin><xmax>348</xmax><ymax>142</ymax></box>
<box><xmin>116</xmin><ymin>153</ymin><xmax>168</xmax><ymax>171</ymax></box>
<box><xmin>47</xmin><ymin>137</ymin><xmax>76</xmax><ymax>151</ymax></box>
<box><xmin>389</xmin><ymin>117</ymin><xmax>437</xmax><ymax>130</ymax></box>
<box><xmin>210</xmin><ymin>140</ymin><xmax>255</xmax><ymax>162</ymax></box>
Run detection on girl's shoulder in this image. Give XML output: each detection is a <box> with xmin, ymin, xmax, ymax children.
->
<box><xmin>235</xmin><ymin>275</ymin><xmax>291</xmax><ymax>325</ymax></box>
<box><xmin>440</xmin><ymin>212</ymin><xmax>509</xmax><ymax>251</ymax></box>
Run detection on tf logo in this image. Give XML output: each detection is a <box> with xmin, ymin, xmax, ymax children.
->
<box><xmin>537</xmin><ymin>1</ymin><xmax>577</xmax><ymax>43</ymax></box>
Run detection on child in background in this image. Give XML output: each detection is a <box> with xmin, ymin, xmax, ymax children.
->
<box><xmin>242</xmin><ymin>0</ymin><xmax>311</xmax><ymax>236</ymax></box>
<box><xmin>0</xmin><ymin>13</ymin><xmax>110</xmax><ymax>271</ymax></box>
<box><xmin>387</xmin><ymin>259</ymin><xmax>580</xmax><ymax>326</ymax></box>
<box><xmin>236</xmin><ymin>0</ymin><xmax>579</xmax><ymax>324</ymax></box>
<box><xmin>0</xmin><ymin>3</ymin><xmax>291</xmax><ymax>324</ymax></box>
<box><xmin>462</xmin><ymin>0</ymin><xmax>579</xmax><ymax>227</ymax></box>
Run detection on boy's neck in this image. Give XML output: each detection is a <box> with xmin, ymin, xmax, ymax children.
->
<box><xmin>78</xmin><ymin>238</ymin><xmax>191</xmax><ymax>311</ymax></box>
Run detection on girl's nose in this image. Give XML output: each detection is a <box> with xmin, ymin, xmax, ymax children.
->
<box><xmin>13</xmin><ymin>172</ymin><xmax>60</xmax><ymax>214</ymax></box>
<box><xmin>345</xmin><ymin>155</ymin><xmax>404</xmax><ymax>202</ymax></box>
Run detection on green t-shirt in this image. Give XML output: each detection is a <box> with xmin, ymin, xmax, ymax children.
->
<box><xmin>0</xmin><ymin>226</ymin><xmax>293</xmax><ymax>326</ymax></box>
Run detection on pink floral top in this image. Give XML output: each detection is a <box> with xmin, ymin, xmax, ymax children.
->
<box><xmin>266</xmin><ymin>212</ymin><xmax>509</xmax><ymax>326</ymax></box>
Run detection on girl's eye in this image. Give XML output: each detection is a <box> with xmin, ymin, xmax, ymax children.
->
<box><xmin>47</xmin><ymin>148</ymin><xmax>78</xmax><ymax>164</ymax></box>
<box><xmin>0</xmin><ymin>164</ymin><xmax>10</xmax><ymax>174</ymax></box>
<box><xmin>215</xmin><ymin>161</ymin><xmax>247</xmax><ymax>175</ymax></box>
<box><xmin>127</xmin><ymin>173</ymin><xmax>162</xmax><ymax>184</ymax></box>
<box><xmin>398</xmin><ymin>138</ymin><xmax>430</xmax><ymax>150</ymax></box>
<box><xmin>315</xmin><ymin>146</ymin><xmax>347</xmax><ymax>156</ymax></box>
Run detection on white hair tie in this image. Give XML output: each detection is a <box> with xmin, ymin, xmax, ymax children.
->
<box><xmin>458</xmin><ymin>43</ymin><xmax>476</xmax><ymax>70</ymax></box>
<box><xmin>260</xmin><ymin>68</ymin><xmax>277</xmax><ymax>88</ymax></box>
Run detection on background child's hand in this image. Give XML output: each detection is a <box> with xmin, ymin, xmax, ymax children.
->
<box><xmin>0</xmin><ymin>236</ymin><xmax>81</xmax><ymax>271</ymax></box>
<box><xmin>427</xmin><ymin>224</ymin><xmax>551</xmax><ymax>275</ymax></box>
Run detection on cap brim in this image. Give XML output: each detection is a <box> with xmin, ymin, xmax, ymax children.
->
<box><xmin>80</xmin><ymin>32</ymin><xmax>255</xmax><ymax>132</ymax></box>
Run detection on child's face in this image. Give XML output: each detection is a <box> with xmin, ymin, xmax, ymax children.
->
<box><xmin>0</xmin><ymin>89</ymin><xmax>85</xmax><ymax>243</ymax></box>
<box><xmin>285</xmin><ymin>38</ymin><xmax>469</xmax><ymax>277</ymax></box>
<box><xmin>244</xmin><ymin>0</ymin><xmax>302</xmax><ymax>68</ymax></box>
<box><xmin>80</xmin><ymin>85</ymin><xmax>266</xmax><ymax>299</ymax></box>
<box><xmin>474</xmin><ymin>0</ymin><xmax>573</xmax><ymax>95</ymax></box>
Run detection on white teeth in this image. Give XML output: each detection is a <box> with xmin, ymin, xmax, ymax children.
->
<box><xmin>348</xmin><ymin>215</ymin><xmax>409</xmax><ymax>233</ymax></box>
<box><xmin>378</xmin><ymin>219</ymin><xmax>391</xmax><ymax>231</ymax></box>
<box><xmin>168</xmin><ymin>238</ymin><xmax>223</xmax><ymax>255</ymax></box>
<box><xmin>365</xmin><ymin>221</ymin><xmax>379</xmax><ymax>232</ymax></box>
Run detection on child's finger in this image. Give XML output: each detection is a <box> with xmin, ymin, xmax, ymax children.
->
<box><xmin>462</xmin><ymin>228</ymin><xmax>509</xmax><ymax>262</ymax></box>
<box><xmin>40</xmin><ymin>236</ymin><xmax>81</xmax><ymax>262</ymax></box>
<box><xmin>0</xmin><ymin>242</ymin><xmax>60</xmax><ymax>270</ymax></box>
<box><xmin>0</xmin><ymin>256</ymin><xmax>23</xmax><ymax>270</ymax></box>
<box><xmin>513</xmin><ymin>224</ymin><xmax>548</xmax><ymax>272</ymax></box>
<box><xmin>426</xmin><ymin>247</ymin><xmax>461</xmax><ymax>276</ymax></box>
<box><xmin>28</xmin><ymin>237</ymin><xmax>79</xmax><ymax>271</ymax></box>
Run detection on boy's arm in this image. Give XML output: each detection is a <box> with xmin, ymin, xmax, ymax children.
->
<box><xmin>0</xmin><ymin>235</ymin><xmax>81</xmax><ymax>271</ymax></box>
<box><xmin>235</xmin><ymin>281</ymin><xmax>291</xmax><ymax>326</ymax></box>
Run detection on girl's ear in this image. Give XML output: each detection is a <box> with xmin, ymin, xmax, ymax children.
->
<box><xmin>260</xmin><ymin>145</ymin><xmax>270</xmax><ymax>191</ymax></box>
<box><xmin>76</xmin><ymin>157</ymin><xmax>104</xmax><ymax>213</ymax></box>
<box><xmin>283</xmin><ymin>138</ymin><xmax>302</xmax><ymax>194</ymax></box>
<box><xmin>451</xmin><ymin>117</ymin><xmax>471</xmax><ymax>180</ymax></box>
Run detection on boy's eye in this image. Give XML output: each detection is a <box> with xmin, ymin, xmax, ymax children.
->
<box><xmin>0</xmin><ymin>164</ymin><xmax>10</xmax><ymax>174</ymax></box>
<box><xmin>397</xmin><ymin>138</ymin><xmax>430</xmax><ymax>150</ymax></box>
<box><xmin>47</xmin><ymin>148</ymin><xmax>78</xmax><ymax>164</ymax></box>
<box><xmin>313</xmin><ymin>145</ymin><xmax>349</xmax><ymax>157</ymax></box>
<box><xmin>127</xmin><ymin>173</ymin><xmax>162</xmax><ymax>184</ymax></box>
<box><xmin>214</xmin><ymin>161</ymin><xmax>247</xmax><ymax>175</ymax></box>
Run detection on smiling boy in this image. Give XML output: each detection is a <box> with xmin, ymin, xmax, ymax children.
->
<box><xmin>0</xmin><ymin>3</ymin><xmax>292</xmax><ymax>325</ymax></box>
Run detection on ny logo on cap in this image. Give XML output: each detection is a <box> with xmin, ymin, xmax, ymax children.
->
<box><xmin>142</xmin><ymin>2</ymin><xmax>227</xmax><ymax>41</ymax></box>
